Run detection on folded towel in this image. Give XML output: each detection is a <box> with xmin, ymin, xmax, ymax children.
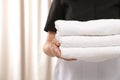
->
<box><xmin>55</xmin><ymin>19</ymin><xmax>120</xmax><ymax>62</ymax></box>
<box><xmin>55</xmin><ymin>19</ymin><xmax>120</xmax><ymax>36</ymax></box>
<box><xmin>56</xmin><ymin>34</ymin><xmax>120</xmax><ymax>47</ymax></box>
<box><xmin>59</xmin><ymin>46</ymin><xmax>120</xmax><ymax>62</ymax></box>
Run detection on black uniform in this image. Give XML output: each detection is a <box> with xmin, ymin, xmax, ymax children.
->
<box><xmin>44</xmin><ymin>0</ymin><xmax>120</xmax><ymax>33</ymax></box>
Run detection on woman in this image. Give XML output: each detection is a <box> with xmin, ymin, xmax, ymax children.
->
<box><xmin>43</xmin><ymin>0</ymin><xmax>120</xmax><ymax>80</ymax></box>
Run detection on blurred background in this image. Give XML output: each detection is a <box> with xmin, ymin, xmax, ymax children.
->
<box><xmin>0</xmin><ymin>0</ymin><xmax>57</xmax><ymax>80</ymax></box>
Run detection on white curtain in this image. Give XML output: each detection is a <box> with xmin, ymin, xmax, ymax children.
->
<box><xmin>0</xmin><ymin>0</ymin><xmax>57</xmax><ymax>80</ymax></box>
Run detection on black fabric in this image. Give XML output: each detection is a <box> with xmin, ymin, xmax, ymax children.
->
<box><xmin>44</xmin><ymin>0</ymin><xmax>120</xmax><ymax>32</ymax></box>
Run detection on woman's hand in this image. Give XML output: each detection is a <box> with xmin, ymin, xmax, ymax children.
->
<box><xmin>43</xmin><ymin>31</ymin><xmax>77</xmax><ymax>61</ymax></box>
<box><xmin>43</xmin><ymin>39</ymin><xmax>60</xmax><ymax>57</ymax></box>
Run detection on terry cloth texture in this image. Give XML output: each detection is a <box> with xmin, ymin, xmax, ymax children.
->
<box><xmin>55</xmin><ymin>19</ymin><xmax>120</xmax><ymax>62</ymax></box>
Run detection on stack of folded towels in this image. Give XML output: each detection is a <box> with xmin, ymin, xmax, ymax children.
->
<box><xmin>55</xmin><ymin>19</ymin><xmax>120</xmax><ymax>62</ymax></box>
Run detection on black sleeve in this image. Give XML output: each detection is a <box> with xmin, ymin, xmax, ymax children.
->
<box><xmin>44</xmin><ymin>0</ymin><xmax>65</xmax><ymax>32</ymax></box>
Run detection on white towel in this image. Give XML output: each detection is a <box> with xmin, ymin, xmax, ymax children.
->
<box><xmin>55</xmin><ymin>19</ymin><xmax>120</xmax><ymax>62</ymax></box>
<box><xmin>55</xmin><ymin>19</ymin><xmax>120</xmax><ymax>36</ymax></box>
<box><xmin>56</xmin><ymin>34</ymin><xmax>120</xmax><ymax>47</ymax></box>
<box><xmin>59</xmin><ymin>47</ymin><xmax>120</xmax><ymax>62</ymax></box>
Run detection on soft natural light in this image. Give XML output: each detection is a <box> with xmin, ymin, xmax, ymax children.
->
<box><xmin>0</xmin><ymin>0</ymin><xmax>57</xmax><ymax>80</ymax></box>
<box><xmin>7</xmin><ymin>0</ymin><xmax>21</xmax><ymax>80</ymax></box>
<box><xmin>24</xmin><ymin>0</ymin><xmax>39</xmax><ymax>80</ymax></box>
<box><xmin>0</xmin><ymin>0</ymin><xmax>2</xmax><ymax>79</ymax></box>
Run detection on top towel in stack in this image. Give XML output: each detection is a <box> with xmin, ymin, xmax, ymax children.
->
<box><xmin>55</xmin><ymin>19</ymin><xmax>120</xmax><ymax>62</ymax></box>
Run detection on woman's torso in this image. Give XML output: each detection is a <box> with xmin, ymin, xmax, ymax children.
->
<box><xmin>61</xmin><ymin>0</ymin><xmax>120</xmax><ymax>21</ymax></box>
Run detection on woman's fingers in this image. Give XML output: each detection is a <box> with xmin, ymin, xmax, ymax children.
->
<box><xmin>50</xmin><ymin>43</ymin><xmax>61</xmax><ymax>57</ymax></box>
<box><xmin>50</xmin><ymin>44</ymin><xmax>77</xmax><ymax>61</ymax></box>
<box><xmin>52</xmin><ymin>38</ymin><xmax>61</xmax><ymax>47</ymax></box>
<box><xmin>60</xmin><ymin>57</ymin><xmax>77</xmax><ymax>61</ymax></box>
<box><xmin>50</xmin><ymin>45</ymin><xmax>77</xmax><ymax>61</ymax></box>
<box><xmin>51</xmin><ymin>38</ymin><xmax>77</xmax><ymax>61</ymax></box>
